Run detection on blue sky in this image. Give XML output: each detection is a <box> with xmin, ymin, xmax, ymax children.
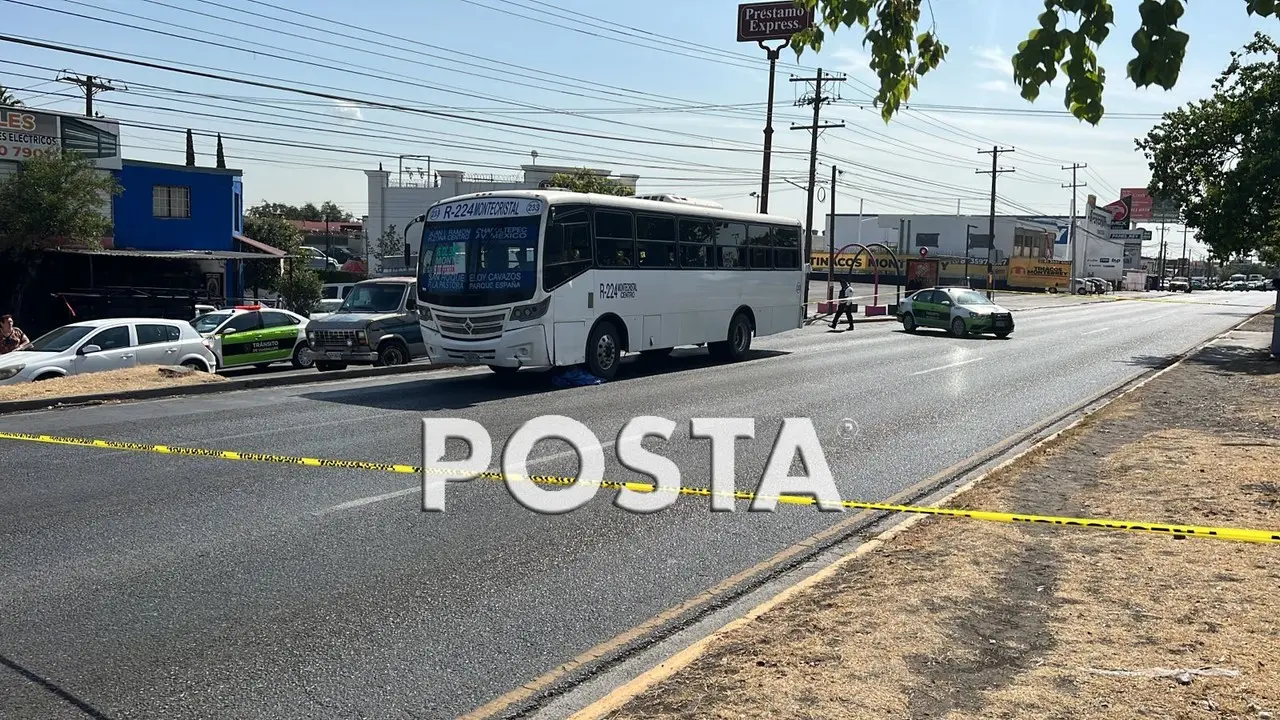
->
<box><xmin>3</xmin><ymin>0</ymin><xmax>1275</xmax><ymax>258</ymax></box>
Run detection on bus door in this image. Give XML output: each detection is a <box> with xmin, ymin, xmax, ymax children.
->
<box><xmin>544</xmin><ymin>205</ymin><xmax>594</xmax><ymax>365</ymax></box>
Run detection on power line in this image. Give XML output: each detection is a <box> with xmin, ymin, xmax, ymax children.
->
<box><xmin>55</xmin><ymin>71</ymin><xmax>115</xmax><ymax>116</ymax></box>
<box><xmin>0</xmin><ymin>34</ymin><xmax>797</xmax><ymax>155</ymax></box>
<box><xmin>977</xmin><ymin>146</ymin><xmax>1016</xmax><ymax>296</ymax></box>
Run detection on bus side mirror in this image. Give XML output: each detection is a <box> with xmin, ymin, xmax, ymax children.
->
<box><xmin>403</xmin><ymin>242</ymin><xmax>411</xmax><ymax>269</ymax></box>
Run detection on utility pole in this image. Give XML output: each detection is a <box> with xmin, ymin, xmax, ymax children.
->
<box><xmin>965</xmin><ymin>224</ymin><xmax>979</xmax><ymax>286</ymax></box>
<box><xmin>1062</xmin><ymin>163</ymin><xmax>1088</xmax><ymax>277</ymax></box>
<box><xmin>57</xmin><ymin>73</ymin><xmax>116</xmax><ymax>117</ymax></box>
<box><xmin>826</xmin><ymin>163</ymin><xmax>843</xmax><ymax>302</ymax></box>
<box><xmin>977</xmin><ymin>146</ymin><xmax>1016</xmax><ymax>299</ymax></box>
<box><xmin>1180</xmin><ymin>223</ymin><xmax>1189</xmax><ymax>278</ymax></box>
<box><xmin>791</xmin><ymin>68</ymin><xmax>846</xmax><ymax>316</ymax></box>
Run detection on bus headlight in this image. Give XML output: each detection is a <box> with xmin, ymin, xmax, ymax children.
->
<box><xmin>418</xmin><ymin>305</ymin><xmax>433</xmax><ymax>323</ymax></box>
<box><xmin>509</xmin><ymin>298</ymin><xmax>550</xmax><ymax>323</ymax></box>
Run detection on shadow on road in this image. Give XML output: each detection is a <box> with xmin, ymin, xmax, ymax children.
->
<box><xmin>0</xmin><ymin>652</ymin><xmax>113</xmax><ymax>719</ymax></box>
<box><xmin>1122</xmin><ymin>343</ymin><xmax>1280</xmax><ymax>376</ymax></box>
<box><xmin>298</xmin><ymin>348</ymin><xmax>790</xmax><ymax>411</ymax></box>
<box><xmin>894</xmin><ymin>329</ymin><xmax>1012</xmax><ymax>342</ymax></box>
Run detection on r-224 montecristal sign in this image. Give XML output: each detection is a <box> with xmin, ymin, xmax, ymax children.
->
<box><xmin>736</xmin><ymin>1</ymin><xmax>814</xmax><ymax>42</ymax></box>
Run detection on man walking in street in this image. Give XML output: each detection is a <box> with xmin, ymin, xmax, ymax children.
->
<box><xmin>830</xmin><ymin>281</ymin><xmax>856</xmax><ymax>330</ymax></box>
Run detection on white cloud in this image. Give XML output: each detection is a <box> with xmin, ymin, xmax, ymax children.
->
<box><xmin>331</xmin><ymin>101</ymin><xmax>364</xmax><ymax>124</ymax></box>
<box><xmin>977</xmin><ymin>79</ymin><xmax>1013</xmax><ymax>94</ymax></box>
<box><xmin>831</xmin><ymin>46</ymin><xmax>872</xmax><ymax>76</ymax></box>
<box><xmin>973</xmin><ymin>46</ymin><xmax>1011</xmax><ymax>74</ymax></box>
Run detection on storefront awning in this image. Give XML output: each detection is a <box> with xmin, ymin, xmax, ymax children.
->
<box><xmin>234</xmin><ymin>233</ymin><xmax>287</xmax><ymax>257</ymax></box>
<box><xmin>47</xmin><ymin>247</ymin><xmax>280</xmax><ymax>260</ymax></box>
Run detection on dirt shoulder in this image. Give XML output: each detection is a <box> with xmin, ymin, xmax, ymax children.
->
<box><xmin>601</xmin><ymin>315</ymin><xmax>1280</xmax><ymax>720</ymax></box>
<box><xmin>0</xmin><ymin>366</ymin><xmax>225</xmax><ymax>403</ymax></box>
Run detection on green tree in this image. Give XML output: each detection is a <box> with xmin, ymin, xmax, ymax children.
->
<box><xmin>372</xmin><ymin>224</ymin><xmax>400</xmax><ymax>261</ymax></box>
<box><xmin>0</xmin><ymin>148</ymin><xmax>120</xmax><ymax>316</ymax></box>
<box><xmin>1136</xmin><ymin>33</ymin><xmax>1280</xmax><ymax>262</ymax></box>
<box><xmin>791</xmin><ymin>0</ymin><xmax>1278</xmax><ymax>124</ymax></box>
<box><xmin>242</xmin><ymin>215</ymin><xmax>302</xmax><ymax>296</ymax></box>
<box><xmin>0</xmin><ymin>84</ymin><xmax>22</xmax><ymax>106</ymax></box>
<box><xmin>544</xmin><ymin>168</ymin><xmax>635</xmax><ymax>196</ymax></box>
<box><xmin>274</xmin><ymin>267</ymin><xmax>323</xmax><ymax>315</ymax></box>
<box><xmin>246</xmin><ymin>200</ymin><xmax>353</xmax><ymax>222</ymax></box>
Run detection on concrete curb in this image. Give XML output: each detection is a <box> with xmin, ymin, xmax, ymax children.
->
<box><xmin>0</xmin><ymin>362</ymin><xmax>449</xmax><ymax>415</ymax></box>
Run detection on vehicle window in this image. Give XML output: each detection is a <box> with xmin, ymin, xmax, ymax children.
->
<box><xmin>261</xmin><ymin>311</ymin><xmax>299</xmax><ymax>328</ymax></box>
<box><xmin>772</xmin><ymin>225</ymin><xmax>801</xmax><ymax>270</ymax></box>
<box><xmin>322</xmin><ymin>286</ymin><xmax>339</xmax><ymax>300</ymax></box>
<box><xmin>637</xmin><ymin>214</ymin><xmax>676</xmax><ymax>269</ymax></box>
<box><xmin>678</xmin><ymin>219</ymin><xmax>713</xmax><ymax>269</ymax></box>
<box><xmin>914</xmin><ymin>290</ymin><xmax>936</xmax><ymax>304</ymax></box>
<box><xmin>746</xmin><ymin>224</ymin><xmax>772</xmax><ymax>269</ymax></box>
<box><xmin>166</xmin><ymin>325</ymin><xmax>182</xmax><ymax>341</ymax></box>
<box><xmin>25</xmin><ymin>325</ymin><xmax>94</xmax><ymax>352</ymax></box>
<box><xmin>342</xmin><ymin>285</ymin><xmax>354</xmax><ymax>298</ymax></box>
<box><xmin>543</xmin><ymin>205</ymin><xmax>593</xmax><ymax>291</ymax></box>
<box><xmin>222</xmin><ymin>312</ymin><xmax>262</xmax><ymax>334</ymax></box>
<box><xmin>136</xmin><ymin>324</ymin><xmax>178</xmax><ymax>345</ymax></box>
<box><xmin>952</xmin><ymin>290</ymin><xmax>992</xmax><ymax>305</ymax></box>
<box><xmin>339</xmin><ymin>283</ymin><xmax>409</xmax><ymax>314</ymax></box>
<box><xmin>192</xmin><ymin>311</ymin><xmax>233</xmax><ymax>334</ymax></box>
<box><xmin>85</xmin><ymin>326</ymin><xmax>132</xmax><ymax>351</ymax></box>
<box><xmin>594</xmin><ymin>210</ymin><xmax>634</xmax><ymax>267</ymax></box>
<box><xmin>715</xmin><ymin>222</ymin><xmax>746</xmax><ymax>269</ymax></box>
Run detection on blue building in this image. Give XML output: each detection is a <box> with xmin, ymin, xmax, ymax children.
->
<box><xmin>108</xmin><ymin>159</ymin><xmax>282</xmax><ymax>302</ymax></box>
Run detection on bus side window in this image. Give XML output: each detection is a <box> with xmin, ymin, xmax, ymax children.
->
<box><xmin>746</xmin><ymin>224</ymin><xmax>772</xmax><ymax>269</ymax></box>
<box><xmin>773</xmin><ymin>225</ymin><xmax>801</xmax><ymax>270</ymax></box>
<box><xmin>678</xmin><ymin>219</ymin><xmax>713</xmax><ymax>268</ymax></box>
<box><xmin>715</xmin><ymin>222</ymin><xmax>746</xmax><ymax>269</ymax></box>
<box><xmin>637</xmin><ymin>214</ymin><xmax>676</xmax><ymax>268</ymax></box>
<box><xmin>593</xmin><ymin>210</ymin><xmax>635</xmax><ymax>268</ymax></box>
<box><xmin>543</xmin><ymin>206</ymin><xmax>593</xmax><ymax>291</ymax></box>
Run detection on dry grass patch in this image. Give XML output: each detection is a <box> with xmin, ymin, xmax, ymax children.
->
<box><xmin>0</xmin><ymin>366</ymin><xmax>224</xmax><ymax>402</ymax></box>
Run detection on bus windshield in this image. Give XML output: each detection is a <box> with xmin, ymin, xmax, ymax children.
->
<box><xmin>418</xmin><ymin>208</ymin><xmax>541</xmax><ymax>307</ymax></box>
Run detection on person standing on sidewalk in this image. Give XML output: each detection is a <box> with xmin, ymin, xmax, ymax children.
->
<box><xmin>830</xmin><ymin>281</ymin><xmax>856</xmax><ymax>330</ymax></box>
<box><xmin>0</xmin><ymin>314</ymin><xmax>30</xmax><ymax>355</ymax></box>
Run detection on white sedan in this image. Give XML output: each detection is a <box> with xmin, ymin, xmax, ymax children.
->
<box><xmin>0</xmin><ymin>317</ymin><xmax>216</xmax><ymax>384</ymax></box>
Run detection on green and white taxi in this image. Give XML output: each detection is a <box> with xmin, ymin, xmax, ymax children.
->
<box><xmin>191</xmin><ymin>305</ymin><xmax>315</xmax><ymax>370</ymax></box>
<box><xmin>898</xmin><ymin>286</ymin><xmax>1015</xmax><ymax>338</ymax></box>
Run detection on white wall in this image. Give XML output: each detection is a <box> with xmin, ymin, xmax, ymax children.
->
<box><xmin>1074</xmin><ymin>206</ymin><xmax>1125</xmax><ymax>281</ymax></box>
<box><xmin>828</xmin><ymin>213</ymin><xmax>1061</xmax><ymax>263</ymax></box>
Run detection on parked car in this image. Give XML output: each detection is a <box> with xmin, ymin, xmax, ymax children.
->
<box><xmin>191</xmin><ymin>305</ymin><xmax>314</xmax><ymax>371</ymax></box>
<box><xmin>1169</xmin><ymin>276</ymin><xmax>1192</xmax><ymax>293</ymax></box>
<box><xmin>898</xmin><ymin>286</ymin><xmax>1015</xmax><ymax>338</ymax></box>
<box><xmin>0</xmin><ymin>318</ymin><xmax>217</xmax><ymax>384</ymax></box>
<box><xmin>305</xmin><ymin>276</ymin><xmax>425</xmax><ymax>371</ymax></box>
<box><xmin>1070</xmin><ymin>277</ymin><xmax>1092</xmax><ymax>295</ymax></box>
<box><xmin>298</xmin><ymin>245</ymin><xmax>341</xmax><ymax>271</ymax></box>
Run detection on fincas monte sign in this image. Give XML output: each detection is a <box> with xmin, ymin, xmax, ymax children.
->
<box><xmin>737</xmin><ymin>1</ymin><xmax>814</xmax><ymax>42</ymax></box>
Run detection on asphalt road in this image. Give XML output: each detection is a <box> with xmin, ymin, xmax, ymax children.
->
<box><xmin>0</xmin><ymin>290</ymin><xmax>1272</xmax><ymax>720</ymax></box>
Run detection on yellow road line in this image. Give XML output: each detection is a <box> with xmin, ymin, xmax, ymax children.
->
<box><xmin>2</xmin><ymin>431</ymin><xmax>1276</xmax><ymax>544</ymax></box>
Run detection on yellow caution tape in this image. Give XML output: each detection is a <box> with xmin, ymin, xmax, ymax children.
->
<box><xmin>2</xmin><ymin>431</ymin><xmax>1277</xmax><ymax>545</ymax></box>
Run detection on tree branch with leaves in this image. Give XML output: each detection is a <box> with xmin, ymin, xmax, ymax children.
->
<box><xmin>790</xmin><ymin>0</ymin><xmax>1277</xmax><ymax>124</ymax></box>
<box><xmin>1136</xmin><ymin>33</ymin><xmax>1280</xmax><ymax>262</ymax></box>
<box><xmin>0</xmin><ymin>148</ymin><xmax>120</xmax><ymax>316</ymax></box>
<box><xmin>543</xmin><ymin>168</ymin><xmax>635</xmax><ymax>196</ymax></box>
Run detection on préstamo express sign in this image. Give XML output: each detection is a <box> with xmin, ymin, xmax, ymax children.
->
<box><xmin>737</xmin><ymin>1</ymin><xmax>814</xmax><ymax>42</ymax></box>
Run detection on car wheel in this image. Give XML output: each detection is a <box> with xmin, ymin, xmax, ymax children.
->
<box><xmin>585</xmin><ymin>320</ymin><xmax>622</xmax><ymax>380</ymax></box>
<box><xmin>377</xmin><ymin>339</ymin><xmax>409</xmax><ymax>367</ymax></box>
<box><xmin>315</xmin><ymin>361</ymin><xmax>347</xmax><ymax>372</ymax></box>
<box><xmin>950</xmin><ymin>317</ymin><xmax>968</xmax><ymax>337</ymax></box>
<box><xmin>181</xmin><ymin>359</ymin><xmax>207</xmax><ymax>373</ymax></box>
<box><xmin>32</xmin><ymin>373</ymin><xmax>59</xmax><ymax>382</ymax></box>
<box><xmin>291</xmin><ymin>343</ymin><xmax>315</xmax><ymax>369</ymax></box>
<box><xmin>902</xmin><ymin>312</ymin><xmax>917</xmax><ymax>333</ymax></box>
<box><xmin>709</xmin><ymin>311</ymin><xmax>752</xmax><ymax>362</ymax></box>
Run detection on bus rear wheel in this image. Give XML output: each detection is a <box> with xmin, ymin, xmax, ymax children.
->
<box><xmin>586</xmin><ymin>320</ymin><xmax>621</xmax><ymax>380</ymax></box>
<box><xmin>710</xmin><ymin>311</ymin><xmax>752</xmax><ymax>362</ymax></box>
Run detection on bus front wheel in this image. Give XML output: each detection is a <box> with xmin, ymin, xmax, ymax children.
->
<box><xmin>586</xmin><ymin>320</ymin><xmax>622</xmax><ymax>380</ymax></box>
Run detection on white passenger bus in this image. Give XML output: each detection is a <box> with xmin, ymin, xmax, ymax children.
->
<box><xmin>414</xmin><ymin>190</ymin><xmax>804</xmax><ymax>379</ymax></box>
